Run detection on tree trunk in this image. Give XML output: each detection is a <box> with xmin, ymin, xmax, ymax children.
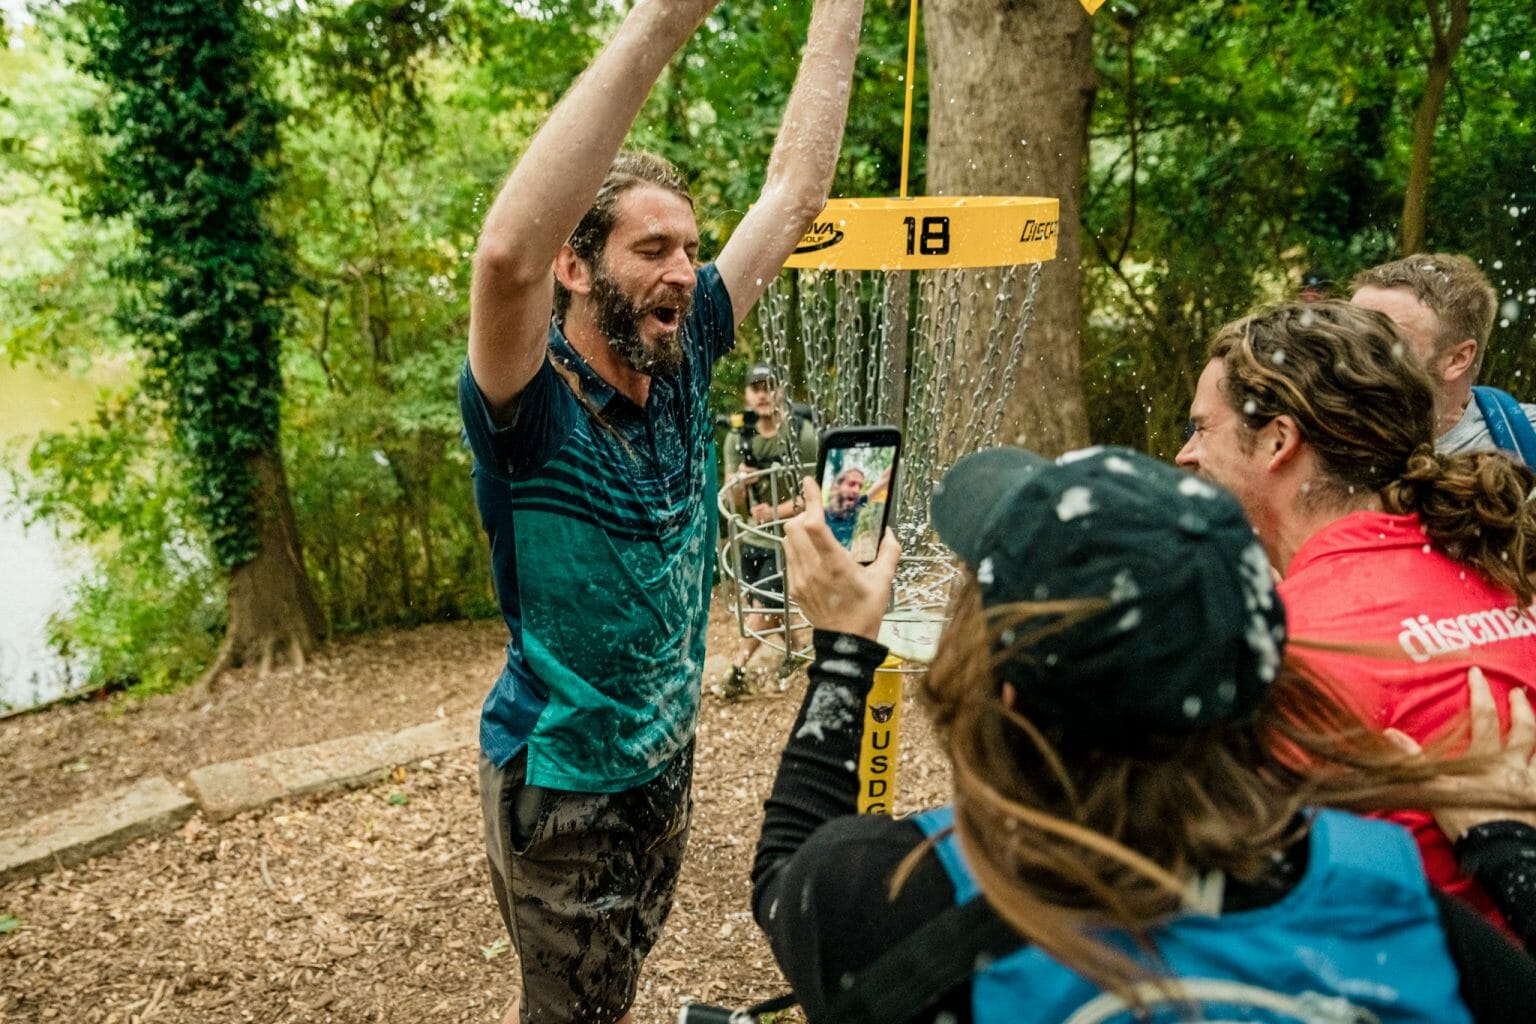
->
<box><xmin>925</xmin><ymin>0</ymin><xmax>1096</xmax><ymax>457</ymax></box>
<box><xmin>207</xmin><ymin>446</ymin><xmax>326</xmax><ymax>683</ymax></box>
<box><xmin>1400</xmin><ymin>0</ymin><xmax>1471</xmax><ymax>255</ymax></box>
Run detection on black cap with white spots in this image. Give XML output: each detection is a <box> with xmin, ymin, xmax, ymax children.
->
<box><xmin>931</xmin><ymin>445</ymin><xmax>1287</xmax><ymax>750</ymax></box>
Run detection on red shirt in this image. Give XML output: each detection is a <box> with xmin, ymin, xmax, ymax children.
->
<box><xmin>1280</xmin><ymin>511</ymin><xmax>1536</xmax><ymax>929</ymax></box>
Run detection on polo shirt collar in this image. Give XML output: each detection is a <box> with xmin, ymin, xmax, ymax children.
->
<box><xmin>548</xmin><ymin>322</ymin><xmax>621</xmax><ymax>414</ymax></box>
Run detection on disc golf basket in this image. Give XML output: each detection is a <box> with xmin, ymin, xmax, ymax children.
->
<box><xmin>716</xmin><ymin>1</ymin><xmax>1066</xmax><ymax>811</ymax></box>
<box><xmin>720</xmin><ymin>206</ymin><xmax>1055</xmax><ymax>634</ymax></box>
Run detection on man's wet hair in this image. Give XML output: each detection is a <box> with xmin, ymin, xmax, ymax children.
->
<box><xmin>554</xmin><ymin>151</ymin><xmax>694</xmax><ymax>320</ymax></box>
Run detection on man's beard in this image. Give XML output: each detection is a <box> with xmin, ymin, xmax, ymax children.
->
<box><xmin>589</xmin><ymin>263</ymin><xmax>691</xmax><ymax>378</ymax></box>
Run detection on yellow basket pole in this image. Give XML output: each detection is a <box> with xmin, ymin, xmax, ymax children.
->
<box><xmin>898</xmin><ymin>0</ymin><xmax>919</xmax><ymax>200</ymax></box>
<box><xmin>857</xmin><ymin>653</ymin><xmax>905</xmax><ymax>813</ymax></box>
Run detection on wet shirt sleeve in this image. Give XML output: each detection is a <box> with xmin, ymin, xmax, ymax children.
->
<box><xmin>691</xmin><ymin>262</ymin><xmax>736</xmax><ymax>369</ymax></box>
<box><xmin>1456</xmin><ymin>821</ymin><xmax>1536</xmax><ymax>956</ymax></box>
<box><xmin>458</xmin><ymin>356</ymin><xmax>574</xmax><ymax>481</ymax></box>
<box><xmin>751</xmin><ymin>630</ymin><xmax>968</xmax><ymax>1023</ymax></box>
<box><xmin>1432</xmin><ymin>886</ymin><xmax>1536</xmax><ymax>1021</ymax></box>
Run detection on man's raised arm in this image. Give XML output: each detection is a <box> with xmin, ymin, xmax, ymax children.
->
<box><xmin>468</xmin><ymin>1</ymin><xmax>720</xmax><ymax>418</ymax></box>
<box><xmin>716</xmin><ymin>0</ymin><xmax>865</xmax><ymax>327</ymax></box>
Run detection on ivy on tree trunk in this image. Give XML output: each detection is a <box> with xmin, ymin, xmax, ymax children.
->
<box><xmin>77</xmin><ymin>0</ymin><xmax>323</xmax><ymax>679</ymax></box>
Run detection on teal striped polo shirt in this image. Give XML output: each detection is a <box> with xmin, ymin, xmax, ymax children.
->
<box><xmin>460</xmin><ymin>264</ymin><xmax>732</xmax><ymax>791</ymax></box>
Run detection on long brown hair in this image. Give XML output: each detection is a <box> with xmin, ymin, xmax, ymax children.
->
<box><xmin>1210</xmin><ymin>300</ymin><xmax>1536</xmax><ymax>605</ymax></box>
<box><xmin>909</xmin><ymin>572</ymin><xmax>1525</xmax><ymax>1008</ymax></box>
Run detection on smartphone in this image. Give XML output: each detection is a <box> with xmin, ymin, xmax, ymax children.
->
<box><xmin>816</xmin><ymin>425</ymin><xmax>902</xmax><ymax>564</ymax></box>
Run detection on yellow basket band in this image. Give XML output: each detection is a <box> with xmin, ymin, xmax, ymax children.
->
<box><xmin>784</xmin><ymin>196</ymin><xmax>1059</xmax><ymax>271</ymax></box>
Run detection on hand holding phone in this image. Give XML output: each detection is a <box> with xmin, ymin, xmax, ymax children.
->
<box><xmin>815</xmin><ymin>425</ymin><xmax>901</xmax><ymax>565</ymax></box>
<box><xmin>782</xmin><ymin>475</ymin><xmax>902</xmax><ymax>641</ymax></box>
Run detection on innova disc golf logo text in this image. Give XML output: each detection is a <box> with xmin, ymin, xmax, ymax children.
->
<box><xmin>793</xmin><ymin>219</ymin><xmax>845</xmax><ymax>254</ymax></box>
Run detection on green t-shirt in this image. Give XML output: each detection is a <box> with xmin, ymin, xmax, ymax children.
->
<box><xmin>722</xmin><ymin>415</ymin><xmax>817</xmax><ymax>546</ymax></box>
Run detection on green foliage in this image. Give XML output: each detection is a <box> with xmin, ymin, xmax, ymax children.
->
<box><xmin>631</xmin><ymin>0</ymin><xmax>924</xmax><ymax>255</ymax></box>
<box><xmin>17</xmin><ymin>390</ymin><xmax>221</xmax><ymax>692</ymax></box>
<box><xmin>75</xmin><ymin>0</ymin><xmax>292</xmax><ymax>570</ymax></box>
<box><xmin>267</xmin><ymin>0</ymin><xmax>496</xmax><ymax>630</ymax></box>
<box><xmin>0</xmin><ymin>914</ymin><xmax>21</xmax><ymax>934</ymax></box>
<box><xmin>1420</xmin><ymin>7</ymin><xmax>1536</xmax><ymax>393</ymax></box>
<box><xmin>1082</xmin><ymin>0</ymin><xmax>1535</xmax><ymax>457</ymax></box>
<box><xmin>5</xmin><ymin>0</ymin><xmax>1531</xmax><ymax>699</ymax></box>
<box><xmin>0</xmin><ymin>22</ymin><xmax>124</xmax><ymax>369</ymax></box>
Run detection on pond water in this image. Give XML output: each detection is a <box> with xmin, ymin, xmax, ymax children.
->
<box><xmin>0</xmin><ymin>360</ymin><xmax>113</xmax><ymax>711</ymax></box>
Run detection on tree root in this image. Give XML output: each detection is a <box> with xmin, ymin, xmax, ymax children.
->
<box><xmin>194</xmin><ymin>633</ymin><xmax>238</xmax><ymax>694</ymax></box>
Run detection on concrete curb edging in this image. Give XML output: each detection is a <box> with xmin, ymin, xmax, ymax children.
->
<box><xmin>188</xmin><ymin>709</ymin><xmax>478</xmax><ymax>821</ymax></box>
<box><xmin>1</xmin><ymin>708</ymin><xmax>479</xmax><ymax>885</ymax></box>
<box><xmin>0</xmin><ymin>777</ymin><xmax>195</xmax><ymax>883</ymax></box>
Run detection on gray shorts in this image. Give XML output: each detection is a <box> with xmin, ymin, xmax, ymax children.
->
<box><xmin>479</xmin><ymin>744</ymin><xmax>694</xmax><ymax>1023</ymax></box>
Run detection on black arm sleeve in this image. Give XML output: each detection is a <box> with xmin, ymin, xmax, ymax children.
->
<box><xmin>1455</xmin><ymin>820</ymin><xmax>1536</xmax><ymax>956</ymax></box>
<box><xmin>1433</xmin><ymin>887</ymin><xmax>1536</xmax><ymax>1021</ymax></box>
<box><xmin>749</xmin><ymin>630</ymin><xmax>972</xmax><ymax>1024</ymax></box>
<box><xmin>751</xmin><ymin>628</ymin><xmax>888</xmax><ymax>915</ymax></box>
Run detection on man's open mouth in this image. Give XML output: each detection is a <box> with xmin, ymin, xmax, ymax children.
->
<box><xmin>650</xmin><ymin>306</ymin><xmax>680</xmax><ymax>329</ymax></box>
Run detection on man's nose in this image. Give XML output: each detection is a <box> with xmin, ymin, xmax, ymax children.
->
<box><xmin>662</xmin><ymin>251</ymin><xmax>695</xmax><ymax>289</ymax></box>
<box><xmin>1173</xmin><ymin>439</ymin><xmax>1197</xmax><ymax>468</ymax></box>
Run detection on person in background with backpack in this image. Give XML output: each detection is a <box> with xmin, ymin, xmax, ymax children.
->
<box><xmin>1351</xmin><ymin>253</ymin><xmax>1536</xmax><ymax>465</ymax></box>
<box><xmin>750</xmin><ymin>447</ymin><xmax>1536</xmax><ymax>1024</ymax></box>
<box><xmin>719</xmin><ymin>364</ymin><xmax>818</xmax><ymax>698</ymax></box>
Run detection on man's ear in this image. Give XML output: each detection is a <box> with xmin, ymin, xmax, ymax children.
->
<box><xmin>553</xmin><ymin>244</ymin><xmax>592</xmax><ymax>297</ymax></box>
<box><xmin>1264</xmin><ymin>414</ymin><xmax>1304</xmax><ymax>471</ymax></box>
<box><xmin>1439</xmin><ymin>338</ymin><xmax>1478</xmax><ymax>384</ymax></box>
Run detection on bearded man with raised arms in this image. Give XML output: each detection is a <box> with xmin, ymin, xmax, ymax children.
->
<box><xmin>458</xmin><ymin>2</ymin><xmax>865</xmax><ymax>1020</ymax></box>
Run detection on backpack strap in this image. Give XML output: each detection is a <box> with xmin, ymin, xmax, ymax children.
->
<box><xmin>823</xmin><ymin>895</ymin><xmax>1025</xmax><ymax>1023</ymax></box>
<box><xmin>738</xmin><ymin>420</ymin><xmax>759</xmax><ymax>463</ymax></box>
<box><xmin>1472</xmin><ymin>386</ymin><xmax>1536</xmax><ymax>467</ymax></box>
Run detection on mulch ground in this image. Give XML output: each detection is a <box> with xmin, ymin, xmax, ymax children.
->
<box><xmin>0</xmin><ymin>595</ymin><xmax>950</xmax><ymax>1023</ymax></box>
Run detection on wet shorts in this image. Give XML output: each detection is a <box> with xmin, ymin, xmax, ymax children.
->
<box><xmin>739</xmin><ymin>543</ymin><xmax>787</xmax><ymax>610</ymax></box>
<box><xmin>479</xmin><ymin>744</ymin><xmax>694</xmax><ymax>1023</ymax></box>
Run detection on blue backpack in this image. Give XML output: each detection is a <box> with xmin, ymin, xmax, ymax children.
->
<box><xmin>1472</xmin><ymin>385</ymin><xmax>1536</xmax><ymax>467</ymax></box>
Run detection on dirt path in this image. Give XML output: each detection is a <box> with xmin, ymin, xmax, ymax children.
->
<box><xmin>0</xmin><ymin>620</ymin><xmax>507</xmax><ymax>829</ymax></box>
<box><xmin>0</xmin><ymin>599</ymin><xmax>950</xmax><ymax>1023</ymax></box>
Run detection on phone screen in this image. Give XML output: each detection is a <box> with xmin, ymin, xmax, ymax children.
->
<box><xmin>819</xmin><ymin>432</ymin><xmax>899</xmax><ymax>564</ymax></box>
